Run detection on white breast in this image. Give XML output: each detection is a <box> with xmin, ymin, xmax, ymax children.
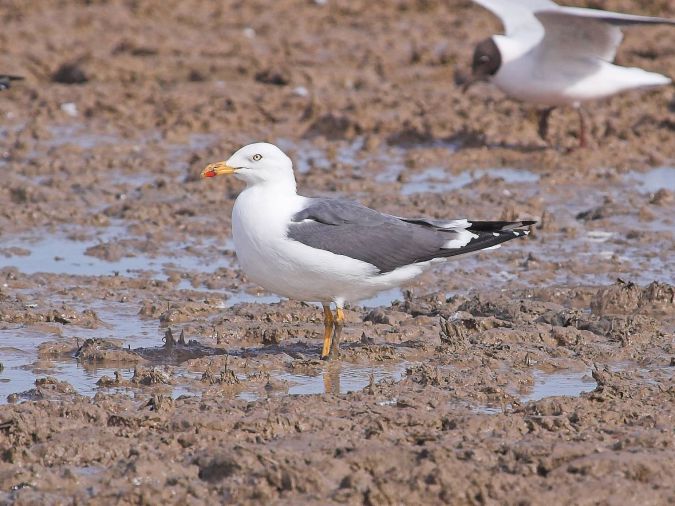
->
<box><xmin>231</xmin><ymin>184</ymin><xmax>303</xmax><ymax>292</ymax></box>
<box><xmin>231</xmin><ymin>185</ymin><xmax>386</xmax><ymax>303</ymax></box>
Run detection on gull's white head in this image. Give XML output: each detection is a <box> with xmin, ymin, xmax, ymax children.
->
<box><xmin>201</xmin><ymin>142</ymin><xmax>295</xmax><ymax>187</ymax></box>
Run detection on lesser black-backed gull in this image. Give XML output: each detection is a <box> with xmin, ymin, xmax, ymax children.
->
<box><xmin>202</xmin><ymin>143</ymin><xmax>534</xmax><ymax>359</ymax></box>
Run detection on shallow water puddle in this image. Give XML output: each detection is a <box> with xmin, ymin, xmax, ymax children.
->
<box><xmin>516</xmin><ymin>369</ymin><xmax>596</xmax><ymax>403</ymax></box>
<box><xmin>0</xmin><ymin>288</ymin><xmax>411</xmax><ymax>403</ymax></box>
<box><xmin>472</xmin><ymin>369</ymin><xmax>597</xmax><ymax>414</ymax></box>
<box><xmin>277</xmin><ymin>136</ymin><xmax>406</xmax><ymax>175</ymax></box>
<box><xmin>237</xmin><ymin>361</ymin><xmax>410</xmax><ymax>401</ymax></box>
<box><xmin>222</xmin><ymin>291</ymin><xmax>283</xmax><ymax>308</ymax></box>
<box><xmin>0</xmin><ymin>347</ymin><xmax>606</xmax><ymax>405</ymax></box>
<box><xmin>401</xmin><ymin>167</ymin><xmax>540</xmax><ymax>195</ymax></box>
<box><xmin>63</xmin><ymin>302</ymin><xmax>162</xmax><ymax>349</ymax></box>
<box><xmin>45</xmin><ymin>124</ymin><xmax>120</xmax><ymax>150</ymax></box>
<box><xmin>0</xmin><ymin>302</ymin><xmax>163</xmax><ymax>402</ymax></box>
<box><xmin>0</xmin><ymin>336</ymin><xmax>44</xmax><ymax>399</ymax></box>
<box><xmin>625</xmin><ymin>166</ymin><xmax>675</xmax><ymax>193</ymax></box>
<box><xmin>0</xmin><ymin>228</ymin><xmax>231</xmax><ymax>278</ymax></box>
<box><xmin>0</xmin><ymin>234</ymin><xmax>162</xmax><ymax>276</ymax></box>
<box><xmin>358</xmin><ymin>287</ymin><xmax>404</xmax><ymax>308</ymax></box>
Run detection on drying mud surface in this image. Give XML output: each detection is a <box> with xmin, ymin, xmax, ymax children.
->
<box><xmin>1</xmin><ymin>0</ymin><xmax>674</xmax><ymax>504</ymax></box>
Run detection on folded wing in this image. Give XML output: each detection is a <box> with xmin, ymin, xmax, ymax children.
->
<box><xmin>287</xmin><ymin>198</ymin><xmax>534</xmax><ymax>274</ymax></box>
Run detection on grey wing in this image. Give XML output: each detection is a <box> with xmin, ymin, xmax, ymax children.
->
<box><xmin>287</xmin><ymin>199</ymin><xmax>455</xmax><ymax>273</ymax></box>
<box><xmin>472</xmin><ymin>0</ymin><xmax>557</xmax><ymax>39</ymax></box>
<box><xmin>555</xmin><ymin>7</ymin><xmax>675</xmax><ymax>26</ymax></box>
<box><xmin>290</xmin><ymin>198</ymin><xmax>388</xmax><ymax>227</ymax></box>
<box><xmin>287</xmin><ymin>198</ymin><xmax>534</xmax><ymax>273</ymax></box>
<box><xmin>536</xmin><ymin>8</ymin><xmax>675</xmax><ymax>62</ymax></box>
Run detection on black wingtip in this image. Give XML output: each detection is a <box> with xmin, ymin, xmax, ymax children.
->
<box><xmin>437</xmin><ymin>219</ymin><xmax>536</xmax><ymax>258</ymax></box>
<box><xmin>467</xmin><ymin>220</ymin><xmax>537</xmax><ymax>232</ymax></box>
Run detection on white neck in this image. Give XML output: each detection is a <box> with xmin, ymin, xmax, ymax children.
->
<box><xmin>245</xmin><ymin>177</ymin><xmax>297</xmax><ymax>195</ymax></box>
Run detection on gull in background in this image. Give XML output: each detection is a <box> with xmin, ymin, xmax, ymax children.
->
<box><xmin>465</xmin><ymin>0</ymin><xmax>675</xmax><ymax>147</ymax></box>
<box><xmin>202</xmin><ymin>143</ymin><xmax>534</xmax><ymax>359</ymax></box>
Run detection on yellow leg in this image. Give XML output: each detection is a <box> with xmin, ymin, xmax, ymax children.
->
<box><xmin>335</xmin><ymin>308</ymin><xmax>344</xmax><ymax>325</ymax></box>
<box><xmin>329</xmin><ymin>307</ymin><xmax>345</xmax><ymax>359</ymax></box>
<box><xmin>320</xmin><ymin>304</ymin><xmax>333</xmax><ymax>359</ymax></box>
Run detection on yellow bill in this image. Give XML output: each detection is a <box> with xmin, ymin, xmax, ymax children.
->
<box><xmin>201</xmin><ymin>162</ymin><xmax>236</xmax><ymax>178</ymax></box>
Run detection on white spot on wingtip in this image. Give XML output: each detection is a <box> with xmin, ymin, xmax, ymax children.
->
<box><xmin>442</xmin><ymin>230</ymin><xmax>478</xmax><ymax>249</ymax></box>
<box><xmin>492</xmin><ymin>232</ymin><xmax>499</xmax><ymax>237</ymax></box>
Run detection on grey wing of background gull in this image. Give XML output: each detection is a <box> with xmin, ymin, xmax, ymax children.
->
<box><xmin>471</xmin><ymin>0</ymin><xmax>557</xmax><ymax>39</ymax></box>
<box><xmin>535</xmin><ymin>9</ymin><xmax>675</xmax><ymax>63</ymax></box>
<box><xmin>552</xmin><ymin>7</ymin><xmax>675</xmax><ymax>27</ymax></box>
<box><xmin>287</xmin><ymin>198</ymin><xmax>534</xmax><ymax>273</ymax></box>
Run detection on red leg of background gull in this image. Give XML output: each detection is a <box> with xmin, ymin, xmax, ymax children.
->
<box><xmin>577</xmin><ymin>107</ymin><xmax>588</xmax><ymax>148</ymax></box>
<box><xmin>538</xmin><ymin>107</ymin><xmax>555</xmax><ymax>142</ymax></box>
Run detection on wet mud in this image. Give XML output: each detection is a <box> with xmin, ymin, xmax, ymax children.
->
<box><xmin>0</xmin><ymin>0</ymin><xmax>674</xmax><ymax>504</ymax></box>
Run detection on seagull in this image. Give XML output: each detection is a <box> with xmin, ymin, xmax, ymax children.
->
<box><xmin>202</xmin><ymin>143</ymin><xmax>534</xmax><ymax>359</ymax></box>
<box><xmin>464</xmin><ymin>0</ymin><xmax>675</xmax><ymax>147</ymax></box>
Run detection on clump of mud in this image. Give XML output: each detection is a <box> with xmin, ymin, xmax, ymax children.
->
<box><xmin>591</xmin><ymin>279</ymin><xmax>674</xmax><ymax>316</ymax></box>
<box><xmin>75</xmin><ymin>338</ymin><xmax>145</xmax><ymax>364</ymax></box>
<box><xmin>7</xmin><ymin>377</ymin><xmax>77</xmax><ymax>404</ymax></box>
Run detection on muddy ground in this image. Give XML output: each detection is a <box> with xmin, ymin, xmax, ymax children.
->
<box><xmin>0</xmin><ymin>0</ymin><xmax>674</xmax><ymax>504</ymax></box>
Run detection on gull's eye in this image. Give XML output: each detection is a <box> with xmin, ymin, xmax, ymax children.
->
<box><xmin>480</xmin><ymin>55</ymin><xmax>490</xmax><ymax>63</ymax></box>
<box><xmin>252</xmin><ymin>154</ymin><xmax>263</xmax><ymax>161</ymax></box>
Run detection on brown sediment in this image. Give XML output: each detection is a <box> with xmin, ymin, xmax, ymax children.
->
<box><xmin>0</xmin><ymin>0</ymin><xmax>674</xmax><ymax>503</ymax></box>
